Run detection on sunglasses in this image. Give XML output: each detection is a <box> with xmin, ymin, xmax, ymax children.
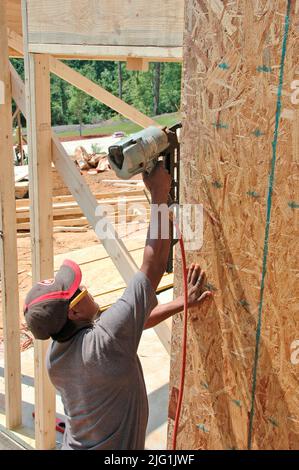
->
<box><xmin>69</xmin><ymin>287</ymin><xmax>88</xmax><ymax>309</ymax></box>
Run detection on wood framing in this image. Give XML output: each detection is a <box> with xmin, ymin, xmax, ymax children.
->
<box><xmin>126</xmin><ymin>58</ymin><xmax>149</xmax><ymax>72</ymax></box>
<box><xmin>23</xmin><ymin>0</ymin><xmax>56</xmax><ymax>447</ymax></box>
<box><xmin>28</xmin><ymin>45</ymin><xmax>182</xmax><ymax>62</ymax></box>
<box><xmin>24</xmin><ymin>0</ymin><xmax>183</xmax><ymax>58</ymax></box>
<box><xmin>10</xmin><ymin>62</ymin><xmax>26</xmax><ymax>114</ymax></box>
<box><xmin>7</xmin><ymin>27</ymin><xmax>24</xmax><ymax>56</ymax></box>
<box><xmin>7</xmin><ymin>0</ymin><xmax>22</xmax><ymax>56</ymax></box>
<box><xmin>0</xmin><ymin>0</ymin><xmax>22</xmax><ymax>430</ymax></box>
<box><xmin>10</xmin><ymin>61</ymin><xmax>172</xmax><ymax>356</ymax></box>
<box><xmin>27</xmin><ymin>53</ymin><xmax>56</xmax><ymax>450</ymax></box>
<box><xmin>168</xmin><ymin>0</ymin><xmax>299</xmax><ymax>450</ymax></box>
<box><xmin>7</xmin><ymin>31</ymin><xmax>158</xmax><ymax>128</ymax></box>
<box><xmin>7</xmin><ymin>0</ymin><xmax>22</xmax><ymax>36</ymax></box>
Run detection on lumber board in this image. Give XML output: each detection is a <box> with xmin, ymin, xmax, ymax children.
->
<box><xmin>0</xmin><ymin>0</ymin><xmax>22</xmax><ymax>430</ymax></box>
<box><xmin>16</xmin><ymin>195</ymin><xmax>148</xmax><ymax>213</ymax></box>
<box><xmin>7</xmin><ymin>1</ymin><xmax>22</xmax><ymax>37</ymax></box>
<box><xmin>22</xmin><ymin>0</ymin><xmax>56</xmax><ymax>447</ymax></box>
<box><xmin>26</xmin><ymin>0</ymin><xmax>183</xmax><ymax>48</ymax></box>
<box><xmin>10</xmin><ymin>62</ymin><xmax>26</xmax><ymax>116</ymax></box>
<box><xmin>29</xmin><ymin>44</ymin><xmax>182</xmax><ymax>60</ymax></box>
<box><xmin>53</xmin><ymin>238</ymin><xmax>146</xmax><ymax>270</ymax></box>
<box><xmin>6</xmin><ymin>22</ymin><xmax>181</xmax><ymax>61</ymax></box>
<box><xmin>15</xmin><ymin>189</ymin><xmax>146</xmax><ymax>207</ymax></box>
<box><xmin>17</xmin><ymin>217</ymin><xmax>150</xmax><ymax>232</ymax></box>
<box><xmin>168</xmin><ymin>0</ymin><xmax>299</xmax><ymax>451</ymax></box>
<box><xmin>16</xmin><ymin>211</ymin><xmax>150</xmax><ymax>230</ymax></box>
<box><xmin>126</xmin><ymin>58</ymin><xmax>149</xmax><ymax>72</ymax></box>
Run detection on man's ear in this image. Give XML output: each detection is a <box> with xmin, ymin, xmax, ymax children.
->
<box><xmin>68</xmin><ymin>309</ymin><xmax>78</xmax><ymax>321</ymax></box>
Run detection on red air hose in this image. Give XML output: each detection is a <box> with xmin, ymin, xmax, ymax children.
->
<box><xmin>171</xmin><ymin>219</ymin><xmax>188</xmax><ymax>450</ymax></box>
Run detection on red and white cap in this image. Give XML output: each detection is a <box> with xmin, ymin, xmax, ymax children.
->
<box><xmin>24</xmin><ymin>260</ymin><xmax>83</xmax><ymax>341</ymax></box>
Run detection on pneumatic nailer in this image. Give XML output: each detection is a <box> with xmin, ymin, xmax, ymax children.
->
<box><xmin>108</xmin><ymin>123</ymin><xmax>182</xmax><ymax>272</ymax></box>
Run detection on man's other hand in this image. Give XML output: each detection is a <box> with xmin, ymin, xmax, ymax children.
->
<box><xmin>186</xmin><ymin>263</ymin><xmax>212</xmax><ymax>307</ymax></box>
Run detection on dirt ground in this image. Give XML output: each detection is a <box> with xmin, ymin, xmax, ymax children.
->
<box><xmin>0</xmin><ymin>164</ymin><xmax>143</xmax><ymax>347</ymax></box>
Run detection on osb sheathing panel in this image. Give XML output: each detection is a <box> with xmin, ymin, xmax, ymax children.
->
<box><xmin>168</xmin><ymin>0</ymin><xmax>299</xmax><ymax>450</ymax></box>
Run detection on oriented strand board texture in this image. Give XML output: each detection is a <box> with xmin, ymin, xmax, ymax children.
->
<box><xmin>26</xmin><ymin>0</ymin><xmax>184</xmax><ymax>47</ymax></box>
<box><xmin>169</xmin><ymin>0</ymin><xmax>299</xmax><ymax>450</ymax></box>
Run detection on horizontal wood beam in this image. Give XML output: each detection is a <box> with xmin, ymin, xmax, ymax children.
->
<box><xmin>29</xmin><ymin>44</ymin><xmax>183</xmax><ymax>61</ymax></box>
<box><xmin>7</xmin><ymin>27</ymin><xmax>181</xmax><ymax>62</ymax></box>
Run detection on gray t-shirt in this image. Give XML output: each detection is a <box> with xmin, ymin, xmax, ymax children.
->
<box><xmin>46</xmin><ymin>271</ymin><xmax>157</xmax><ymax>450</ymax></box>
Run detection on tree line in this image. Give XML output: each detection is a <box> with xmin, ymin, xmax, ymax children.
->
<box><xmin>11</xmin><ymin>59</ymin><xmax>182</xmax><ymax>127</ymax></box>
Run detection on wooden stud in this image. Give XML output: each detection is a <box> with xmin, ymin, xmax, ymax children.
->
<box><xmin>17</xmin><ymin>111</ymin><xmax>24</xmax><ymax>164</ymax></box>
<box><xmin>126</xmin><ymin>58</ymin><xmax>149</xmax><ymax>72</ymax></box>
<box><xmin>0</xmin><ymin>0</ymin><xmax>22</xmax><ymax>430</ymax></box>
<box><xmin>22</xmin><ymin>0</ymin><xmax>56</xmax><ymax>449</ymax></box>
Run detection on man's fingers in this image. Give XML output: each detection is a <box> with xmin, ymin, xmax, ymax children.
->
<box><xmin>191</xmin><ymin>264</ymin><xmax>200</xmax><ymax>284</ymax></box>
<box><xmin>187</xmin><ymin>263</ymin><xmax>195</xmax><ymax>283</ymax></box>
<box><xmin>199</xmin><ymin>291</ymin><xmax>213</xmax><ymax>303</ymax></box>
<box><xmin>196</xmin><ymin>270</ymin><xmax>206</xmax><ymax>290</ymax></box>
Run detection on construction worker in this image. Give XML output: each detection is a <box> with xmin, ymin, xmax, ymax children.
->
<box><xmin>24</xmin><ymin>164</ymin><xmax>212</xmax><ymax>450</ymax></box>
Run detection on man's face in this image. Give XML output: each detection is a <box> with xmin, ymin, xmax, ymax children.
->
<box><xmin>68</xmin><ymin>285</ymin><xmax>100</xmax><ymax>322</ymax></box>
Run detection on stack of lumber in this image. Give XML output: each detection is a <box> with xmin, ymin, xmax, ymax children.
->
<box><xmin>15</xmin><ymin>166</ymin><xmax>69</xmax><ymax>199</ymax></box>
<box><xmin>16</xmin><ymin>188</ymin><xmax>150</xmax><ymax>232</ymax></box>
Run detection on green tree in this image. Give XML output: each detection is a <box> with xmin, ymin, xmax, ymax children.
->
<box><xmin>8</xmin><ymin>58</ymin><xmax>182</xmax><ymax>127</ymax></box>
<box><xmin>69</xmin><ymin>88</ymin><xmax>88</xmax><ymax>135</ymax></box>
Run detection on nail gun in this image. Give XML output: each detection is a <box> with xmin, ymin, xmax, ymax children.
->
<box><xmin>108</xmin><ymin>123</ymin><xmax>182</xmax><ymax>273</ymax></box>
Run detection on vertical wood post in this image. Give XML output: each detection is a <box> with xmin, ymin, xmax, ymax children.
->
<box><xmin>0</xmin><ymin>0</ymin><xmax>22</xmax><ymax>429</ymax></box>
<box><xmin>22</xmin><ymin>0</ymin><xmax>56</xmax><ymax>448</ymax></box>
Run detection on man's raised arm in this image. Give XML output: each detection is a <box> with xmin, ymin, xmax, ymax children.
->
<box><xmin>140</xmin><ymin>163</ymin><xmax>172</xmax><ymax>291</ymax></box>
